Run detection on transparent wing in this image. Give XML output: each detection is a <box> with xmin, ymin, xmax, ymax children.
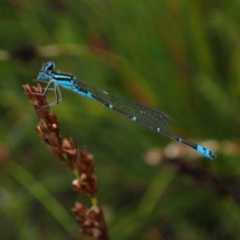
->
<box><xmin>83</xmin><ymin>83</ymin><xmax>173</xmax><ymax>131</ymax></box>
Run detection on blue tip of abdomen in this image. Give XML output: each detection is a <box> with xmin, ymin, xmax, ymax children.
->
<box><xmin>196</xmin><ymin>145</ymin><xmax>216</xmax><ymax>160</ymax></box>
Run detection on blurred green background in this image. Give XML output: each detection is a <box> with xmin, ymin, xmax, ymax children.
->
<box><xmin>1</xmin><ymin>0</ymin><xmax>240</xmax><ymax>239</ymax></box>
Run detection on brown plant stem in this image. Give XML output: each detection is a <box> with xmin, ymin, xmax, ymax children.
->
<box><xmin>23</xmin><ymin>84</ymin><xmax>110</xmax><ymax>240</ymax></box>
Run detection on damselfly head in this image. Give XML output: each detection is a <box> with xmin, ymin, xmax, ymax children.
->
<box><xmin>44</xmin><ymin>62</ymin><xmax>55</xmax><ymax>72</ymax></box>
<box><xmin>37</xmin><ymin>71</ymin><xmax>49</xmax><ymax>80</ymax></box>
<box><xmin>37</xmin><ymin>61</ymin><xmax>56</xmax><ymax>80</ymax></box>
